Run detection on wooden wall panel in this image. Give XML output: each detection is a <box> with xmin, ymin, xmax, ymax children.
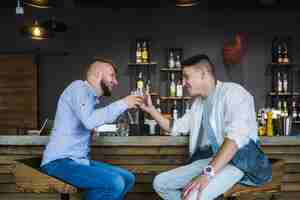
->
<box><xmin>0</xmin><ymin>54</ymin><xmax>38</xmax><ymax>133</ymax></box>
<box><xmin>0</xmin><ymin>144</ymin><xmax>299</xmax><ymax>200</ymax></box>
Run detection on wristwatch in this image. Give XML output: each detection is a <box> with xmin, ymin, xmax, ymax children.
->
<box><xmin>202</xmin><ymin>165</ymin><xmax>215</xmax><ymax>179</ymax></box>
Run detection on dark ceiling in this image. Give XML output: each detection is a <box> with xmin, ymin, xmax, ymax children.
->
<box><xmin>2</xmin><ymin>0</ymin><xmax>300</xmax><ymax>10</ymax></box>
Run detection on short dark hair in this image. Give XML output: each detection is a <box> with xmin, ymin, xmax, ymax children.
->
<box><xmin>85</xmin><ymin>57</ymin><xmax>118</xmax><ymax>78</ymax></box>
<box><xmin>92</xmin><ymin>57</ymin><xmax>118</xmax><ymax>73</ymax></box>
<box><xmin>181</xmin><ymin>54</ymin><xmax>215</xmax><ymax>78</ymax></box>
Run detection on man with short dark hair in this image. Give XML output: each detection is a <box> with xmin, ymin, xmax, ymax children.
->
<box><xmin>140</xmin><ymin>54</ymin><xmax>271</xmax><ymax>200</ymax></box>
<box><xmin>41</xmin><ymin>58</ymin><xmax>144</xmax><ymax>200</ymax></box>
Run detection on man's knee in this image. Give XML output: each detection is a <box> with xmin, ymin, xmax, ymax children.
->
<box><xmin>153</xmin><ymin>172</ymin><xmax>169</xmax><ymax>192</ymax></box>
<box><xmin>127</xmin><ymin>171</ymin><xmax>135</xmax><ymax>187</ymax></box>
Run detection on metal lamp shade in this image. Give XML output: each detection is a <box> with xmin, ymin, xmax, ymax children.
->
<box><xmin>176</xmin><ymin>0</ymin><xmax>201</xmax><ymax>7</ymax></box>
<box><xmin>24</xmin><ymin>0</ymin><xmax>57</xmax><ymax>8</ymax></box>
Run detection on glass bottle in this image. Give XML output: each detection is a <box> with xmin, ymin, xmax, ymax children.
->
<box><xmin>168</xmin><ymin>51</ymin><xmax>175</xmax><ymax>68</ymax></box>
<box><xmin>170</xmin><ymin>73</ymin><xmax>176</xmax><ymax>97</ymax></box>
<box><xmin>136</xmin><ymin>41</ymin><xmax>142</xmax><ymax>64</ymax></box>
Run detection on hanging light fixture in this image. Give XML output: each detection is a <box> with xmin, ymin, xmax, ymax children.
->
<box><xmin>176</xmin><ymin>0</ymin><xmax>201</xmax><ymax>7</ymax></box>
<box><xmin>23</xmin><ymin>0</ymin><xmax>57</xmax><ymax>8</ymax></box>
<box><xmin>20</xmin><ymin>19</ymin><xmax>54</xmax><ymax>40</ymax></box>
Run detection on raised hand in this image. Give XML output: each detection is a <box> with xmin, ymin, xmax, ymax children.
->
<box><xmin>123</xmin><ymin>95</ymin><xmax>144</xmax><ymax>109</ymax></box>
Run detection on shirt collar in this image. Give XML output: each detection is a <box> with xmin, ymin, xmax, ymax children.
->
<box><xmin>205</xmin><ymin>80</ymin><xmax>221</xmax><ymax>105</ymax></box>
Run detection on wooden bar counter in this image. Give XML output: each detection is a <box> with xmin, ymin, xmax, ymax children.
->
<box><xmin>0</xmin><ymin>135</ymin><xmax>299</xmax><ymax>200</ymax></box>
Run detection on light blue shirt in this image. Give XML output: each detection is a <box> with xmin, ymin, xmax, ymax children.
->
<box><xmin>41</xmin><ymin>80</ymin><xmax>128</xmax><ymax>166</ymax></box>
<box><xmin>171</xmin><ymin>81</ymin><xmax>258</xmax><ymax>155</ymax></box>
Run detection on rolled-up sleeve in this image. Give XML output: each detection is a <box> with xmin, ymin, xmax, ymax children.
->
<box><xmin>224</xmin><ymin>87</ymin><xmax>256</xmax><ymax>148</ymax></box>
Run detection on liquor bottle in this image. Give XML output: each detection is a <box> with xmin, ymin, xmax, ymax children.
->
<box><xmin>141</xmin><ymin>41</ymin><xmax>149</xmax><ymax>63</ymax></box>
<box><xmin>145</xmin><ymin>79</ymin><xmax>151</xmax><ymax>94</ymax></box>
<box><xmin>136</xmin><ymin>41</ymin><xmax>142</xmax><ymax>64</ymax></box>
<box><xmin>168</xmin><ymin>51</ymin><xmax>175</xmax><ymax>68</ymax></box>
<box><xmin>172</xmin><ymin>100</ymin><xmax>178</xmax><ymax>120</ymax></box>
<box><xmin>175</xmin><ymin>55</ymin><xmax>181</xmax><ymax>68</ymax></box>
<box><xmin>170</xmin><ymin>73</ymin><xmax>176</xmax><ymax>97</ymax></box>
<box><xmin>137</xmin><ymin>72</ymin><xmax>144</xmax><ymax>94</ymax></box>
<box><xmin>266</xmin><ymin>110</ymin><xmax>273</xmax><ymax>137</ymax></box>
<box><xmin>176</xmin><ymin>79</ymin><xmax>183</xmax><ymax>97</ymax></box>
<box><xmin>184</xmin><ymin>100</ymin><xmax>190</xmax><ymax>115</ymax></box>
<box><xmin>277</xmin><ymin>100</ymin><xmax>282</xmax><ymax>113</ymax></box>
<box><xmin>276</xmin><ymin>72</ymin><xmax>282</xmax><ymax>93</ymax></box>
<box><xmin>283</xmin><ymin>73</ymin><xmax>288</xmax><ymax>93</ymax></box>
<box><xmin>292</xmin><ymin>99</ymin><xmax>298</xmax><ymax>120</ymax></box>
<box><xmin>283</xmin><ymin>101</ymin><xmax>289</xmax><ymax>117</ymax></box>
<box><xmin>156</xmin><ymin>98</ymin><xmax>162</xmax><ymax>113</ymax></box>
<box><xmin>155</xmin><ymin>98</ymin><xmax>161</xmax><ymax>135</ymax></box>
<box><xmin>277</xmin><ymin>44</ymin><xmax>283</xmax><ymax>64</ymax></box>
<box><xmin>282</xmin><ymin>42</ymin><xmax>290</xmax><ymax>64</ymax></box>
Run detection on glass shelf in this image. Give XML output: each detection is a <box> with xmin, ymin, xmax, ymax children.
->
<box><xmin>160</xmin><ymin>96</ymin><xmax>191</xmax><ymax>100</ymax></box>
<box><xmin>268</xmin><ymin>92</ymin><xmax>299</xmax><ymax>96</ymax></box>
<box><xmin>160</xmin><ymin>67</ymin><xmax>182</xmax><ymax>72</ymax></box>
<box><xmin>128</xmin><ymin>62</ymin><xmax>157</xmax><ymax>67</ymax></box>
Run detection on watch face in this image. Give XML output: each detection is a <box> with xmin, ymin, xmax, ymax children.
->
<box><xmin>206</xmin><ymin>167</ymin><xmax>212</xmax><ymax>172</ymax></box>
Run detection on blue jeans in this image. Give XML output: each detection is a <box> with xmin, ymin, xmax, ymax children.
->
<box><xmin>40</xmin><ymin>158</ymin><xmax>135</xmax><ymax>200</ymax></box>
<box><xmin>153</xmin><ymin>158</ymin><xmax>244</xmax><ymax>200</ymax></box>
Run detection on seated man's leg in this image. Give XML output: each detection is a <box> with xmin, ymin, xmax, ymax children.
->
<box><xmin>153</xmin><ymin>158</ymin><xmax>211</xmax><ymax>200</ymax></box>
<box><xmin>187</xmin><ymin>164</ymin><xmax>244</xmax><ymax>200</ymax></box>
<box><xmin>88</xmin><ymin>160</ymin><xmax>135</xmax><ymax>199</ymax></box>
<box><xmin>41</xmin><ymin>158</ymin><xmax>133</xmax><ymax>200</ymax></box>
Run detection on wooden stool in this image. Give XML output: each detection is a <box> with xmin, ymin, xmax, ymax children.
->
<box><xmin>224</xmin><ymin>158</ymin><xmax>285</xmax><ymax>200</ymax></box>
<box><xmin>12</xmin><ymin>157</ymin><xmax>78</xmax><ymax>200</ymax></box>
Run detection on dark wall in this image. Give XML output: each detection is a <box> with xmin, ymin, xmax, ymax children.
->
<box><xmin>0</xmin><ymin>5</ymin><xmax>300</xmax><ymax>123</ymax></box>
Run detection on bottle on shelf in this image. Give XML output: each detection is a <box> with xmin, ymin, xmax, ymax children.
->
<box><xmin>276</xmin><ymin>72</ymin><xmax>282</xmax><ymax>93</ymax></box>
<box><xmin>137</xmin><ymin>72</ymin><xmax>144</xmax><ymax>95</ymax></box>
<box><xmin>156</xmin><ymin>98</ymin><xmax>162</xmax><ymax>113</ymax></box>
<box><xmin>184</xmin><ymin>100</ymin><xmax>190</xmax><ymax>115</ymax></box>
<box><xmin>176</xmin><ymin>79</ymin><xmax>183</xmax><ymax>97</ymax></box>
<box><xmin>277</xmin><ymin>43</ymin><xmax>283</xmax><ymax>64</ymax></box>
<box><xmin>172</xmin><ymin>100</ymin><xmax>178</xmax><ymax>120</ymax></box>
<box><xmin>277</xmin><ymin>100</ymin><xmax>282</xmax><ymax>114</ymax></box>
<box><xmin>283</xmin><ymin>73</ymin><xmax>288</xmax><ymax>93</ymax></box>
<box><xmin>292</xmin><ymin>99</ymin><xmax>298</xmax><ymax>120</ymax></box>
<box><xmin>155</xmin><ymin>98</ymin><xmax>161</xmax><ymax>135</ymax></box>
<box><xmin>282</xmin><ymin>41</ymin><xmax>290</xmax><ymax>64</ymax></box>
<box><xmin>170</xmin><ymin>73</ymin><xmax>176</xmax><ymax>97</ymax></box>
<box><xmin>282</xmin><ymin>101</ymin><xmax>289</xmax><ymax>117</ymax></box>
<box><xmin>266</xmin><ymin>110</ymin><xmax>273</xmax><ymax>137</ymax></box>
<box><xmin>136</xmin><ymin>41</ymin><xmax>142</xmax><ymax>64</ymax></box>
<box><xmin>175</xmin><ymin>54</ymin><xmax>181</xmax><ymax>68</ymax></box>
<box><xmin>168</xmin><ymin>50</ymin><xmax>175</xmax><ymax>68</ymax></box>
<box><xmin>145</xmin><ymin>79</ymin><xmax>151</xmax><ymax>94</ymax></box>
<box><xmin>141</xmin><ymin>41</ymin><xmax>149</xmax><ymax>63</ymax></box>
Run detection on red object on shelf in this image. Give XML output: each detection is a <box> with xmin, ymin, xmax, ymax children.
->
<box><xmin>223</xmin><ymin>33</ymin><xmax>246</xmax><ymax>64</ymax></box>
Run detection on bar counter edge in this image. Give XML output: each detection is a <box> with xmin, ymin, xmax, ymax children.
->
<box><xmin>0</xmin><ymin>135</ymin><xmax>300</xmax><ymax>146</ymax></box>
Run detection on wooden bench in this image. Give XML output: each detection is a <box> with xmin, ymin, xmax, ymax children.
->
<box><xmin>12</xmin><ymin>157</ymin><xmax>78</xmax><ymax>200</ymax></box>
<box><xmin>224</xmin><ymin>158</ymin><xmax>285</xmax><ymax>200</ymax></box>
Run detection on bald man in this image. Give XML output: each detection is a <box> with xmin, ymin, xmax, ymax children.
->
<box><xmin>41</xmin><ymin>58</ymin><xmax>144</xmax><ymax>200</ymax></box>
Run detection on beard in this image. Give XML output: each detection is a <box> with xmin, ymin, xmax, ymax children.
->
<box><xmin>101</xmin><ymin>80</ymin><xmax>111</xmax><ymax>97</ymax></box>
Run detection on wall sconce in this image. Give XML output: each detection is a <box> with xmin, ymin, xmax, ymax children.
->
<box><xmin>176</xmin><ymin>0</ymin><xmax>201</xmax><ymax>7</ymax></box>
<box><xmin>24</xmin><ymin>0</ymin><xmax>57</xmax><ymax>8</ymax></box>
<box><xmin>20</xmin><ymin>20</ymin><xmax>54</xmax><ymax>40</ymax></box>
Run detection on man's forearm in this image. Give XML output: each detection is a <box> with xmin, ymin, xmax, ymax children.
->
<box><xmin>209</xmin><ymin>138</ymin><xmax>238</xmax><ymax>173</ymax></box>
<box><xmin>149</xmin><ymin>109</ymin><xmax>171</xmax><ymax>132</ymax></box>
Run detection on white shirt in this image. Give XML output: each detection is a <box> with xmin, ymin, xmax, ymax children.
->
<box><xmin>171</xmin><ymin>81</ymin><xmax>258</xmax><ymax>155</ymax></box>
